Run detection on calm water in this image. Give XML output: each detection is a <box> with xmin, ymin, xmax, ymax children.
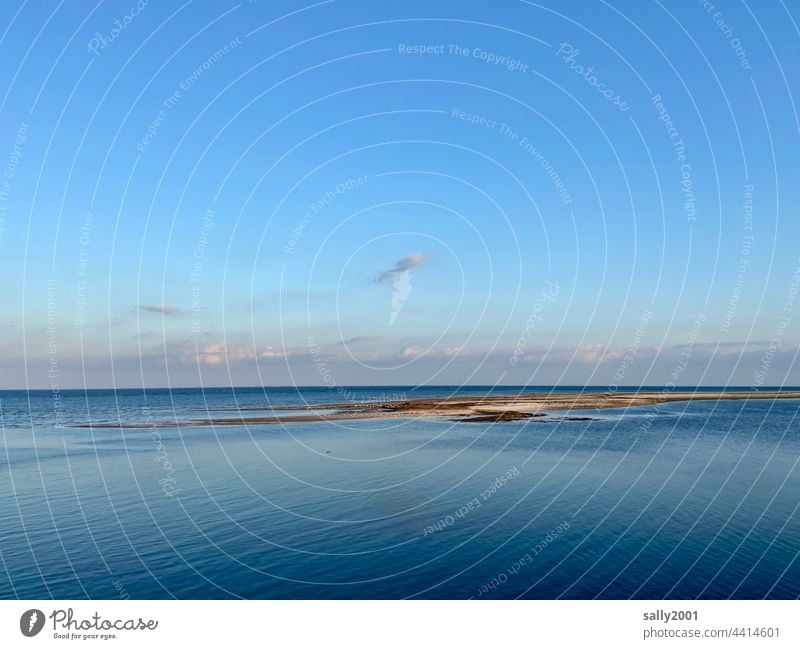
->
<box><xmin>1</xmin><ymin>386</ymin><xmax>798</xmax><ymax>599</ymax></box>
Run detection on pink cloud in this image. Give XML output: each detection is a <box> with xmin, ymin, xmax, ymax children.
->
<box><xmin>400</xmin><ymin>345</ymin><xmax>426</xmax><ymax>358</ymax></box>
<box><xmin>185</xmin><ymin>342</ymin><xmax>286</xmax><ymax>365</ymax></box>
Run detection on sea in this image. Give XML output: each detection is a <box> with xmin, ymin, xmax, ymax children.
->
<box><xmin>0</xmin><ymin>386</ymin><xmax>798</xmax><ymax>599</ymax></box>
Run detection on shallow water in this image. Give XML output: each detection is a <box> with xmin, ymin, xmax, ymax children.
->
<box><xmin>1</xmin><ymin>387</ymin><xmax>798</xmax><ymax>599</ymax></box>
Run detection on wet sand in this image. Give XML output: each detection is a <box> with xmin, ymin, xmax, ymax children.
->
<box><xmin>77</xmin><ymin>390</ymin><xmax>800</xmax><ymax>428</ymax></box>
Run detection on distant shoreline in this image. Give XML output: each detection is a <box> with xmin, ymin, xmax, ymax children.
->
<box><xmin>78</xmin><ymin>389</ymin><xmax>800</xmax><ymax>428</ymax></box>
<box><xmin>7</xmin><ymin>384</ymin><xmax>800</xmax><ymax>393</ymax></box>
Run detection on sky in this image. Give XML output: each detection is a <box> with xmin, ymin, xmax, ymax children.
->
<box><xmin>0</xmin><ymin>0</ymin><xmax>798</xmax><ymax>389</ymax></box>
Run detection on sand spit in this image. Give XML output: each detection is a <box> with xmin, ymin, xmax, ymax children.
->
<box><xmin>76</xmin><ymin>390</ymin><xmax>800</xmax><ymax>428</ymax></box>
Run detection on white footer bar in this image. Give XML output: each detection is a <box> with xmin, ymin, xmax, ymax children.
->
<box><xmin>1</xmin><ymin>600</ymin><xmax>797</xmax><ymax>648</ymax></box>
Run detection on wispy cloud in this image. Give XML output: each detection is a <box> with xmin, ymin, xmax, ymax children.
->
<box><xmin>399</xmin><ymin>345</ymin><xmax>465</xmax><ymax>359</ymax></box>
<box><xmin>375</xmin><ymin>253</ymin><xmax>429</xmax><ymax>285</ymax></box>
<box><xmin>400</xmin><ymin>345</ymin><xmax>427</xmax><ymax>358</ymax></box>
<box><xmin>141</xmin><ymin>304</ymin><xmax>180</xmax><ymax>315</ymax></box>
<box><xmin>337</xmin><ymin>336</ymin><xmax>378</xmax><ymax>345</ymax></box>
<box><xmin>441</xmin><ymin>346</ymin><xmax>464</xmax><ymax>357</ymax></box>
<box><xmin>185</xmin><ymin>341</ymin><xmax>286</xmax><ymax>365</ymax></box>
<box><xmin>375</xmin><ymin>254</ymin><xmax>430</xmax><ymax>325</ymax></box>
<box><xmin>517</xmin><ymin>344</ymin><xmax>631</xmax><ymax>365</ymax></box>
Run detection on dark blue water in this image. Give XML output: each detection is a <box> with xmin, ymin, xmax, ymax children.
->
<box><xmin>1</xmin><ymin>387</ymin><xmax>798</xmax><ymax>599</ymax></box>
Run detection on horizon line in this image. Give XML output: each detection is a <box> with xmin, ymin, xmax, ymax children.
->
<box><xmin>3</xmin><ymin>384</ymin><xmax>798</xmax><ymax>392</ymax></box>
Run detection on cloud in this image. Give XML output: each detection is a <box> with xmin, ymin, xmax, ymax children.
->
<box><xmin>193</xmin><ymin>342</ymin><xmax>247</xmax><ymax>365</ymax></box>
<box><xmin>182</xmin><ymin>342</ymin><xmax>287</xmax><ymax>365</ymax></box>
<box><xmin>400</xmin><ymin>345</ymin><xmax>427</xmax><ymax>358</ymax></box>
<box><xmin>337</xmin><ymin>336</ymin><xmax>378</xmax><ymax>345</ymax></box>
<box><xmin>441</xmin><ymin>346</ymin><xmax>464</xmax><ymax>357</ymax></box>
<box><xmin>681</xmin><ymin>341</ymin><xmax>769</xmax><ymax>357</ymax></box>
<box><xmin>517</xmin><ymin>344</ymin><xmax>635</xmax><ymax>365</ymax></box>
<box><xmin>375</xmin><ymin>253</ymin><xmax>429</xmax><ymax>285</ymax></box>
<box><xmin>141</xmin><ymin>304</ymin><xmax>180</xmax><ymax>315</ymax></box>
<box><xmin>399</xmin><ymin>344</ymin><xmax>465</xmax><ymax>359</ymax></box>
<box><xmin>259</xmin><ymin>346</ymin><xmax>285</xmax><ymax>358</ymax></box>
<box><xmin>572</xmin><ymin>344</ymin><xmax>623</xmax><ymax>364</ymax></box>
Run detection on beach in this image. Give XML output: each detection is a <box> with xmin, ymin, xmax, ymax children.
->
<box><xmin>79</xmin><ymin>389</ymin><xmax>800</xmax><ymax>428</ymax></box>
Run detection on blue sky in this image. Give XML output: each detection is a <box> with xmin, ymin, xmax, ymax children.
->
<box><xmin>0</xmin><ymin>0</ymin><xmax>798</xmax><ymax>388</ymax></box>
